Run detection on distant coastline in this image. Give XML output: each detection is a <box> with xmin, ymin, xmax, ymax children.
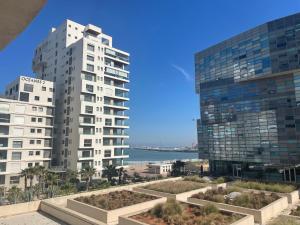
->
<box><xmin>131</xmin><ymin>147</ymin><xmax>198</xmax><ymax>153</ymax></box>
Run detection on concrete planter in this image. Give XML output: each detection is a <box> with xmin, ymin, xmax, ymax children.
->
<box><xmin>41</xmin><ymin>200</ymin><xmax>107</xmax><ymax>225</ymax></box>
<box><xmin>133</xmin><ymin>185</ymin><xmax>211</xmax><ymax>201</ymax></box>
<box><xmin>188</xmin><ymin>196</ymin><xmax>288</xmax><ymax>225</ymax></box>
<box><xmin>0</xmin><ymin>200</ymin><xmax>41</xmax><ymax>217</ymax></box>
<box><xmin>66</xmin><ymin>196</ymin><xmax>167</xmax><ymax>225</ymax></box>
<box><xmin>118</xmin><ymin>204</ymin><xmax>254</xmax><ymax>225</ymax></box>
<box><xmin>227</xmin><ymin>183</ymin><xmax>299</xmax><ymax>204</ymax></box>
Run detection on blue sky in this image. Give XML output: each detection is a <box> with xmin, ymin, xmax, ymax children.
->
<box><xmin>1</xmin><ymin>0</ymin><xmax>300</xmax><ymax>147</ymax></box>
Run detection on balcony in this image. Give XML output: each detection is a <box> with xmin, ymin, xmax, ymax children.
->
<box><xmin>79</xmin><ymin>116</ymin><xmax>95</xmax><ymax>125</ymax></box>
<box><xmin>44</xmin><ymin>140</ymin><xmax>52</xmax><ymax>147</ymax></box>
<box><xmin>0</xmin><ymin>138</ymin><xmax>8</xmax><ymax>148</ymax></box>
<box><xmin>0</xmin><ymin>163</ymin><xmax>6</xmax><ymax>172</ymax></box>
<box><xmin>0</xmin><ymin>126</ymin><xmax>9</xmax><ymax>135</ymax></box>
<box><xmin>78</xmin><ymin>150</ymin><xmax>93</xmax><ymax>159</ymax></box>
<box><xmin>79</xmin><ymin>127</ymin><xmax>95</xmax><ymax>135</ymax></box>
<box><xmin>115</xmin><ymin>90</ymin><xmax>129</xmax><ymax>99</ymax></box>
<box><xmin>0</xmin><ymin>114</ymin><xmax>10</xmax><ymax>123</ymax></box>
<box><xmin>104</xmin><ymin>48</ymin><xmax>129</xmax><ymax>63</ymax></box>
<box><xmin>43</xmin><ymin>150</ymin><xmax>51</xmax><ymax>159</ymax></box>
<box><xmin>104</xmin><ymin>67</ymin><xmax>129</xmax><ymax>81</ymax></box>
<box><xmin>0</xmin><ymin>151</ymin><xmax>7</xmax><ymax>160</ymax></box>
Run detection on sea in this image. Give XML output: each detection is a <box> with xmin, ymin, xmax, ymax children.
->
<box><xmin>125</xmin><ymin>148</ymin><xmax>198</xmax><ymax>164</ymax></box>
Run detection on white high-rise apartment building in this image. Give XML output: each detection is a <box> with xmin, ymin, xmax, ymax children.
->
<box><xmin>32</xmin><ymin>20</ymin><xmax>129</xmax><ymax>177</ymax></box>
<box><xmin>0</xmin><ymin>76</ymin><xmax>54</xmax><ymax>188</ymax></box>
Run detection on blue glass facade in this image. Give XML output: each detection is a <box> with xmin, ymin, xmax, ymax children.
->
<box><xmin>195</xmin><ymin>13</ymin><xmax>300</xmax><ymax>179</ymax></box>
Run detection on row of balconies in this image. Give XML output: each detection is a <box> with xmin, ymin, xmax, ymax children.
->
<box><xmin>0</xmin><ymin>150</ymin><xmax>51</xmax><ymax>161</ymax></box>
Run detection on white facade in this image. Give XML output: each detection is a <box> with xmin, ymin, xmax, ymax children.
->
<box><xmin>147</xmin><ymin>163</ymin><xmax>173</xmax><ymax>175</ymax></box>
<box><xmin>0</xmin><ymin>76</ymin><xmax>54</xmax><ymax>187</ymax></box>
<box><xmin>32</xmin><ymin>20</ymin><xmax>130</xmax><ymax>177</ymax></box>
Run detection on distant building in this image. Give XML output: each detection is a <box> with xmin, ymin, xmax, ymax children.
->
<box><xmin>0</xmin><ymin>76</ymin><xmax>54</xmax><ymax>188</ymax></box>
<box><xmin>147</xmin><ymin>163</ymin><xmax>172</xmax><ymax>175</ymax></box>
<box><xmin>32</xmin><ymin>20</ymin><xmax>130</xmax><ymax>177</ymax></box>
<box><xmin>195</xmin><ymin>13</ymin><xmax>300</xmax><ymax>182</ymax></box>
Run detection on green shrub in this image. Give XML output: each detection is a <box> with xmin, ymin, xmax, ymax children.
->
<box><xmin>191</xmin><ymin>187</ymin><xmax>280</xmax><ymax>209</ymax></box>
<box><xmin>203</xmin><ymin>204</ymin><xmax>219</xmax><ymax>215</ymax></box>
<box><xmin>135</xmin><ymin>201</ymin><xmax>242</xmax><ymax>225</ymax></box>
<box><xmin>269</xmin><ymin>217</ymin><xmax>300</xmax><ymax>225</ymax></box>
<box><xmin>150</xmin><ymin>203</ymin><xmax>163</xmax><ymax>218</ymax></box>
<box><xmin>183</xmin><ymin>176</ymin><xmax>208</xmax><ymax>183</ymax></box>
<box><xmin>233</xmin><ymin>180</ymin><xmax>296</xmax><ymax>193</ymax></box>
<box><xmin>212</xmin><ymin>177</ymin><xmax>226</xmax><ymax>184</ymax></box>
<box><xmin>291</xmin><ymin>206</ymin><xmax>300</xmax><ymax>217</ymax></box>
<box><xmin>144</xmin><ymin>180</ymin><xmax>207</xmax><ymax>194</ymax></box>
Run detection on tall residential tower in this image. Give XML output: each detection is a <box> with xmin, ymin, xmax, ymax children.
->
<box><xmin>196</xmin><ymin>13</ymin><xmax>300</xmax><ymax>182</ymax></box>
<box><xmin>32</xmin><ymin>20</ymin><xmax>130</xmax><ymax>177</ymax></box>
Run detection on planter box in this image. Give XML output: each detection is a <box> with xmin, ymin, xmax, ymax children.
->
<box><xmin>67</xmin><ymin>195</ymin><xmax>167</xmax><ymax>225</ymax></box>
<box><xmin>133</xmin><ymin>185</ymin><xmax>211</xmax><ymax>201</ymax></box>
<box><xmin>118</xmin><ymin>205</ymin><xmax>254</xmax><ymax>225</ymax></box>
<box><xmin>227</xmin><ymin>183</ymin><xmax>299</xmax><ymax>204</ymax></box>
<box><xmin>188</xmin><ymin>195</ymin><xmax>288</xmax><ymax>225</ymax></box>
<box><xmin>41</xmin><ymin>200</ymin><xmax>107</xmax><ymax>225</ymax></box>
<box><xmin>0</xmin><ymin>200</ymin><xmax>41</xmax><ymax>217</ymax></box>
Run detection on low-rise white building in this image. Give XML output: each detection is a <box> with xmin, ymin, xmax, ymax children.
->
<box><xmin>147</xmin><ymin>163</ymin><xmax>173</xmax><ymax>175</ymax></box>
<box><xmin>0</xmin><ymin>76</ymin><xmax>54</xmax><ymax>188</ymax></box>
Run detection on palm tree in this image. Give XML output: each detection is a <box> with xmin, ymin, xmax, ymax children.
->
<box><xmin>171</xmin><ymin>160</ymin><xmax>186</xmax><ymax>177</ymax></box>
<box><xmin>46</xmin><ymin>172</ymin><xmax>59</xmax><ymax>198</ymax></box>
<box><xmin>20</xmin><ymin>168</ymin><xmax>30</xmax><ymax>190</ymax></box>
<box><xmin>80</xmin><ymin>166</ymin><xmax>96</xmax><ymax>191</ymax></box>
<box><xmin>102</xmin><ymin>165</ymin><xmax>118</xmax><ymax>185</ymax></box>
<box><xmin>34</xmin><ymin>165</ymin><xmax>46</xmax><ymax>193</ymax></box>
<box><xmin>7</xmin><ymin>186</ymin><xmax>22</xmax><ymax>204</ymax></box>
<box><xmin>27</xmin><ymin>167</ymin><xmax>36</xmax><ymax>189</ymax></box>
<box><xmin>65</xmin><ymin>169</ymin><xmax>79</xmax><ymax>185</ymax></box>
<box><xmin>117</xmin><ymin>167</ymin><xmax>128</xmax><ymax>184</ymax></box>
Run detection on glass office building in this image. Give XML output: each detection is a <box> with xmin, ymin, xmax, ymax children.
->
<box><xmin>195</xmin><ymin>13</ymin><xmax>300</xmax><ymax>182</ymax></box>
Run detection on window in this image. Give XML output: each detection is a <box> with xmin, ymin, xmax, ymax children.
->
<box><xmin>29</xmin><ymin>151</ymin><xmax>34</xmax><ymax>156</ymax></box>
<box><xmin>24</xmin><ymin>84</ymin><xmax>33</xmax><ymax>92</ymax></box>
<box><xmin>104</xmin><ymin>150</ymin><xmax>111</xmax><ymax>157</ymax></box>
<box><xmin>20</xmin><ymin>92</ymin><xmax>29</xmax><ymax>102</ymax></box>
<box><xmin>37</xmin><ymin>129</ymin><xmax>42</xmax><ymax>133</ymax></box>
<box><xmin>10</xmin><ymin>176</ymin><xmax>20</xmax><ymax>184</ymax></box>
<box><xmin>85</xmin><ymin>106</ymin><xmax>93</xmax><ymax>114</ymax></box>
<box><xmin>38</xmin><ymin>118</ymin><xmax>43</xmax><ymax>122</ymax></box>
<box><xmin>39</xmin><ymin>107</ymin><xmax>43</xmax><ymax>112</ymax></box>
<box><xmin>84</xmin><ymin>139</ymin><xmax>92</xmax><ymax>147</ymax></box>
<box><xmin>30</xmin><ymin>140</ymin><xmax>35</xmax><ymax>144</ymax></box>
<box><xmin>87</xmin><ymin>55</ymin><xmax>94</xmax><ymax>61</ymax></box>
<box><xmin>87</xmin><ymin>44</ymin><xmax>95</xmax><ymax>52</ymax></box>
<box><xmin>12</xmin><ymin>141</ymin><xmax>22</xmax><ymax>148</ymax></box>
<box><xmin>11</xmin><ymin>152</ymin><xmax>21</xmax><ymax>160</ymax></box>
<box><xmin>42</xmin><ymin>86</ymin><xmax>46</xmax><ymax>91</ymax></box>
<box><xmin>35</xmin><ymin>162</ymin><xmax>39</xmax><ymax>166</ymax></box>
<box><xmin>87</xmin><ymin>64</ymin><xmax>94</xmax><ymax>72</ymax></box>
<box><xmin>37</xmin><ymin>140</ymin><xmax>41</xmax><ymax>144</ymax></box>
<box><xmin>32</xmin><ymin>106</ymin><xmax>37</xmax><ymax>111</ymax></box>
<box><xmin>0</xmin><ymin>175</ymin><xmax>5</xmax><ymax>185</ymax></box>
<box><xmin>48</xmin><ymin>98</ymin><xmax>52</xmax><ymax>102</ymax></box>
<box><xmin>36</xmin><ymin>151</ymin><xmax>40</xmax><ymax>156</ymax></box>
<box><xmin>35</xmin><ymin>96</ymin><xmax>40</xmax><ymax>101</ymax></box>
<box><xmin>86</xmin><ymin>84</ymin><xmax>94</xmax><ymax>92</ymax></box>
<box><xmin>28</xmin><ymin>163</ymin><xmax>33</xmax><ymax>167</ymax></box>
<box><xmin>31</xmin><ymin>117</ymin><xmax>36</xmax><ymax>122</ymax></box>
